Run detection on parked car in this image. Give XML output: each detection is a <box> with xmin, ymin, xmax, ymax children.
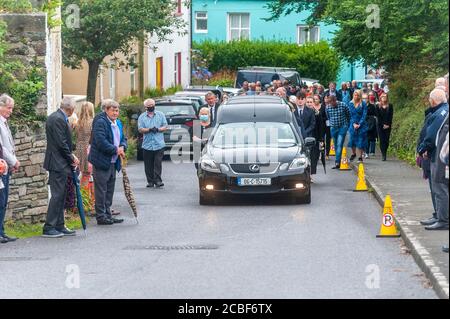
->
<box><xmin>235</xmin><ymin>66</ymin><xmax>302</xmax><ymax>88</ymax></box>
<box><xmin>137</xmin><ymin>99</ymin><xmax>198</xmax><ymax>159</ymax></box>
<box><xmin>197</xmin><ymin>102</ymin><xmax>315</xmax><ymax>205</ymax></box>
<box><xmin>164</xmin><ymin>95</ymin><xmax>203</xmax><ymax>113</ymax></box>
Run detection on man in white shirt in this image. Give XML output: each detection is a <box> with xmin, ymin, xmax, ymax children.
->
<box><xmin>0</xmin><ymin>94</ymin><xmax>19</xmax><ymax>243</ymax></box>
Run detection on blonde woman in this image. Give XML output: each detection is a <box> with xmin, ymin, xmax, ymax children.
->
<box><xmin>348</xmin><ymin>90</ymin><xmax>368</xmax><ymax>163</ymax></box>
<box><xmin>75</xmin><ymin>102</ymin><xmax>95</xmax><ymax>190</ymax></box>
<box><xmin>194</xmin><ymin>107</ymin><xmax>212</xmax><ymax>170</ymax></box>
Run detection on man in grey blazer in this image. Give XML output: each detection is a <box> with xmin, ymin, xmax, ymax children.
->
<box><xmin>43</xmin><ymin>97</ymin><xmax>80</xmax><ymax>238</ymax></box>
<box><xmin>0</xmin><ymin>94</ymin><xmax>19</xmax><ymax>243</ymax></box>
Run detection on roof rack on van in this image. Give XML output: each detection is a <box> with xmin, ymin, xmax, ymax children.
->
<box><xmin>238</xmin><ymin>66</ymin><xmax>297</xmax><ymax>72</ymax></box>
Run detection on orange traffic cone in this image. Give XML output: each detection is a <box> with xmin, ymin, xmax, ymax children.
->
<box><xmin>339</xmin><ymin>147</ymin><xmax>351</xmax><ymax>171</ymax></box>
<box><xmin>353</xmin><ymin>163</ymin><xmax>368</xmax><ymax>191</ymax></box>
<box><xmin>329</xmin><ymin>139</ymin><xmax>336</xmax><ymax>156</ymax></box>
<box><xmin>377</xmin><ymin>195</ymin><xmax>401</xmax><ymax>238</ymax></box>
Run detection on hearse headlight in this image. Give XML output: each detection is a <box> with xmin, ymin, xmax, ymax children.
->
<box><xmin>289</xmin><ymin>155</ymin><xmax>308</xmax><ymax>170</ymax></box>
<box><xmin>200</xmin><ymin>157</ymin><xmax>221</xmax><ymax>173</ymax></box>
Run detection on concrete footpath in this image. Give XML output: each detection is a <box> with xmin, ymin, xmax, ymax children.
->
<box><xmin>348</xmin><ymin>151</ymin><xmax>449</xmax><ymax>299</ymax></box>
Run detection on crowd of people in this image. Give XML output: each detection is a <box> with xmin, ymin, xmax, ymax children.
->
<box><xmin>0</xmin><ymin>73</ymin><xmax>447</xmax><ymax>246</ymax></box>
<box><xmin>0</xmin><ymin>96</ymin><xmax>130</xmax><ymax>242</ymax></box>
<box><xmin>235</xmin><ymin>79</ymin><xmax>393</xmax><ymax>175</ymax></box>
<box><xmin>416</xmin><ymin>75</ymin><xmax>449</xmax><ymax>252</ymax></box>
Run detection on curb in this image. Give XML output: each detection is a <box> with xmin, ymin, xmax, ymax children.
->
<box><xmin>349</xmin><ymin>162</ymin><xmax>450</xmax><ymax>299</ymax></box>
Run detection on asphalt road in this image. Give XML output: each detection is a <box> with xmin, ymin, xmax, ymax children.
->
<box><xmin>0</xmin><ymin>159</ymin><xmax>437</xmax><ymax>299</ymax></box>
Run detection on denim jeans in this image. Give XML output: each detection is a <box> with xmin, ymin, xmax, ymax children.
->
<box><xmin>0</xmin><ymin>173</ymin><xmax>10</xmax><ymax>236</ymax></box>
<box><xmin>331</xmin><ymin>126</ymin><xmax>348</xmax><ymax>164</ymax></box>
<box><xmin>366</xmin><ymin>141</ymin><xmax>376</xmax><ymax>154</ymax></box>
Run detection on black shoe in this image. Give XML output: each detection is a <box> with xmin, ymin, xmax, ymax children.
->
<box><xmin>357</xmin><ymin>157</ymin><xmax>363</xmax><ymax>163</ymax></box>
<box><xmin>97</xmin><ymin>219</ymin><xmax>114</xmax><ymax>225</ymax></box>
<box><xmin>56</xmin><ymin>227</ymin><xmax>76</xmax><ymax>236</ymax></box>
<box><xmin>443</xmin><ymin>246</ymin><xmax>449</xmax><ymax>253</ymax></box>
<box><xmin>425</xmin><ymin>222</ymin><xmax>449</xmax><ymax>230</ymax></box>
<box><xmin>349</xmin><ymin>154</ymin><xmax>357</xmax><ymax>161</ymax></box>
<box><xmin>382</xmin><ymin>155</ymin><xmax>387</xmax><ymax>161</ymax></box>
<box><xmin>420</xmin><ymin>217</ymin><xmax>439</xmax><ymax>226</ymax></box>
<box><xmin>146</xmin><ymin>183</ymin><xmax>154</xmax><ymax>188</ymax></box>
<box><xmin>0</xmin><ymin>236</ymin><xmax>8</xmax><ymax>244</ymax></box>
<box><xmin>332</xmin><ymin>164</ymin><xmax>340</xmax><ymax>169</ymax></box>
<box><xmin>112</xmin><ymin>218</ymin><xmax>124</xmax><ymax>224</ymax></box>
<box><xmin>2</xmin><ymin>235</ymin><xmax>17</xmax><ymax>242</ymax></box>
<box><xmin>155</xmin><ymin>182</ymin><xmax>164</xmax><ymax>188</ymax></box>
<box><xmin>42</xmin><ymin>229</ymin><xmax>64</xmax><ymax>238</ymax></box>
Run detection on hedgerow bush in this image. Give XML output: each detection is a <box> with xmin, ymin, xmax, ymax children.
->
<box><xmin>193</xmin><ymin>40</ymin><xmax>340</xmax><ymax>85</ymax></box>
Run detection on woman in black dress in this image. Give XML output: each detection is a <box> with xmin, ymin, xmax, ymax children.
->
<box><xmin>376</xmin><ymin>93</ymin><xmax>394</xmax><ymax>161</ymax></box>
<box><xmin>364</xmin><ymin>92</ymin><xmax>378</xmax><ymax>157</ymax></box>
<box><xmin>308</xmin><ymin>95</ymin><xmax>326</xmax><ymax>179</ymax></box>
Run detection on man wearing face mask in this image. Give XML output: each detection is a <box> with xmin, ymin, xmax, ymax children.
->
<box><xmin>138</xmin><ymin>99</ymin><xmax>168</xmax><ymax>188</ymax></box>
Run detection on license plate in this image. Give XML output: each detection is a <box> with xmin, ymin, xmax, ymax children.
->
<box><xmin>237</xmin><ymin>178</ymin><xmax>271</xmax><ymax>186</ymax></box>
<box><xmin>168</xmin><ymin>124</ymin><xmax>182</xmax><ymax>130</ymax></box>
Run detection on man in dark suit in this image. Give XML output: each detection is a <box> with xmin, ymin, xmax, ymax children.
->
<box><xmin>202</xmin><ymin>92</ymin><xmax>220</xmax><ymax>126</ymax></box>
<box><xmin>89</xmin><ymin>99</ymin><xmax>127</xmax><ymax>225</ymax></box>
<box><xmin>43</xmin><ymin>97</ymin><xmax>80</xmax><ymax>238</ymax></box>
<box><xmin>294</xmin><ymin>92</ymin><xmax>316</xmax><ymax>138</ymax></box>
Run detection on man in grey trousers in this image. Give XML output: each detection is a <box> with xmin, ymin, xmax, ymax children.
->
<box><xmin>88</xmin><ymin>99</ymin><xmax>127</xmax><ymax>225</ymax></box>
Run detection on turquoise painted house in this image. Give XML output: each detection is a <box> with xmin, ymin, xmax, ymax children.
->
<box><xmin>191</xmin><ymin>0</ymin><xmax>366</xmax><ymax>84</ymax></box>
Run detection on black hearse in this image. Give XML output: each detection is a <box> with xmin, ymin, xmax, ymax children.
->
<box><xmin>197</xmin><ymin>103</ymin><xmax>315</xmax><ymax>205</ymax></box>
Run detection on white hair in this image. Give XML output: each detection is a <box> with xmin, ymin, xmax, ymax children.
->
<box><xmin>289</xmin><ymin>95</ymin><xmax>297</xmax><ymax>104</ymax></box>
<box><xmin>101</xmin><ymin>99</ymin><xmax>119</xmax><ymax>110</ymax></box>
<box><xmin>0</xmin><ymin>94</ymin><xmax>14</xmax><ymax>107</ymax></box>
<box><xmin>144</xmin><ymin>98</ymin><xmax>155</xmax><ymax>107</ymax></box>
<box><xmin>430</xmin><ymin>89</ymin><xmax>448</xmax><ymax>105</ymax></box>
<box><xmin>60</xmin><ymin>97</ymin><xmax>76</xmax><ymax>110</ymax></box>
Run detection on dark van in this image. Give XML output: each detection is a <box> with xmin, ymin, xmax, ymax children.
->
<box><xmin>235</xmin><ymin>66</ymin><xmax>302</xmax><ymax>88</ymax></box>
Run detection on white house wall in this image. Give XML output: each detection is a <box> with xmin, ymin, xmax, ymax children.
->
<box><xmin>147</xmin><ymin>5</ymin><xmax>191</xmax><ymax>90</ymax></box>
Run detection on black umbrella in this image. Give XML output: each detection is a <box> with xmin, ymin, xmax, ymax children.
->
<box><xmin>320</xmin><ymin>142</ymin><xmax>327</xmax><ymax>174</ymax></box>
<box><xmin>72</xmin><ymin>169</ymin><xmax>87</xmax><ymax>236</ymax></box>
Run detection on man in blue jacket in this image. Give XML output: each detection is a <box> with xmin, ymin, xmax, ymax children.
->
<box><xmin>89</xmin><ymin>99</ymin><xmax>127</xmax><ymax>225</ymax></box>
<box><xmin>417</xmin><ymin>89</ymin><xmax>449</xmax><ymax>231</ymax></box>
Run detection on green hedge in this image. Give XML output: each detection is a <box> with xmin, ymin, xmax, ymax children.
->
<box><xmin>388</xmin><ymin>65</ymin><xmax>443</xmax><ymax>165</ymax></box>
<box><xmin>193</xmin><ymin>40</ymin><xmax>340</xmax><ymax>85</ymax></box>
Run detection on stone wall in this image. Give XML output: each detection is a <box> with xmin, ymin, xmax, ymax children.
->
<box><xmin>1</xmin><ymin>13</ymin><xmax>48</xmax><ymax>116</ymax></box>
<box><xmin>8</xmin><ymin>123</ymin><xmax>48</xmax><ymax>223</ymax></box>
<box><xmin>1</xmin><ymin>11</ymin><xmax>61</xmax><ymax>223</ymax></box>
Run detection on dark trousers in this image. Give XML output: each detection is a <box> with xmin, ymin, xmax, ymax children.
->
<box><xmin>310</xmin><ymin>142</ymin><xmax>320</xmax><ymax>175</ymax></box>
<box><xmin>431</xmin><ymin>161</ymin><xmax>449</xmax><ymax>224</ymax></box>
<box><xmin>0</xmin><ymin>173</ymin><xmax>10</xmax><ymax>236</ymax></box>
<box><xmin>378</xmin><ymin>127</ymin><xmax>391</xmax><ymax>158</ymax></box>
<box><xmin>44</xmin><ymin>171</ymin><xmax>69</xmax><ymax>232</ymax></box>
<box><xmin>93</xmin><ymin>164</ymin><xmax>116</xmax><ymax>221</ymax></box>
<box><xmin>325</xmin><ymin>126</ymin><xmax>331</xmax><ymax>156</ymax></box>
<box><xmin>143</xmin><ymin>149</ymin><xmax>164</xmax><ymax>184</ymax></box>
<box><xmin>366</xmin><ymin>140</ymin><xmax>376</xmax><ymax>154</ymax></box>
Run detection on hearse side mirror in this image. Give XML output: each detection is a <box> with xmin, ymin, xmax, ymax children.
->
<box><xmin>304</xmin><ymin>137</ymin><xmax>316</xmax><ymax>148</ymax></box>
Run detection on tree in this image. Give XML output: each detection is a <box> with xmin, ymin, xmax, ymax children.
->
<box><xmin>267</xmin><ymin>0</ymin><xmax>449</xmax><ymax>73</ymax></box>
<box><xmin>62</xmin><ymin>0</ymin><xmax>186</xmax><ymax>104</ymax></box>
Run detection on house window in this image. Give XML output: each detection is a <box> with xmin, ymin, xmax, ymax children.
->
<box><xmin>174</xmin><ymin>52</ymin><xmax>182</xmax><ymax>86</ymax></box>
<box><xmin>130</xmin><ymin>54</ymin><xmax>137</xmax><ymax>93</ymax></box>
<box><xmin>195</xmin><ymin>11</ymin><xmax>208</xmax><ymax>33</ymax></box>
<box><xmin>297</xmin><ymin>25</ymin><xmax>320</xmax><ymax>45</ymax></box>
<box><xmin>228</xmin><ymin>13</ymin><xmax>250</xmax><ymax>41</ymax></box>
<box><xmin>109</xmin><ymin>64</ymin><xmax>116</xmax><ymax>100</ymax></box>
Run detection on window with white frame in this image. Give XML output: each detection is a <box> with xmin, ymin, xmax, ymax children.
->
<box><xmin>195</xmin><ymin>11</ymin><xmax>208</xmax><ymax>33</ymax></box>
<box><xmin>174</xmin><ymin>52</ymin><xmax>181</xmax><ymax>86</ymax></box>
<box><xmin>228</xmin><ymin>13</ymin><xmax>250</xmax><ymax>41</ymax></box>
<box><xmin>130</xmin><ymin>54</ymin><xmax>137</xmax><ymax>93</ymax></box>
<box><xmin>297</xmin><ymin>25</ymin><xmax>320</xmax><ymax>45</ymax></box>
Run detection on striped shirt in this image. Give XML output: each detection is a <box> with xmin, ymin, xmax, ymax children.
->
<box><xmin>326</xmin><ymin>102</ymin><xmax>350</xmax><ymax>128</ymax></box>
